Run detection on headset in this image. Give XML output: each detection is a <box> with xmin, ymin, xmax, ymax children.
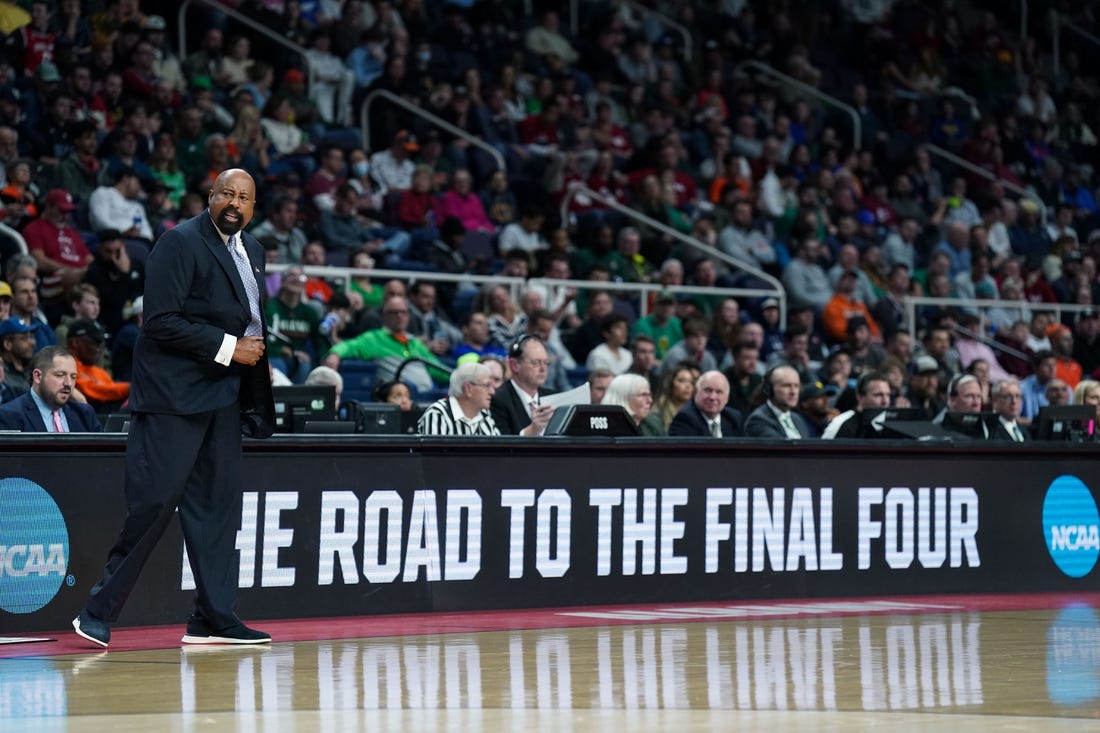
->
<box><xmin>761</xmin><ymin>365</ymin><xmax>778</xmax><ymax>401</ymax></box>
<box><xmin>508</xmin><ymin>333</ymin><xmax>545</xmax><ymax>361</ymax></box>
<box><xmin>947</xmin><ymin>372</ymin><xmax>979</xmax><ymax>398</ymax></box>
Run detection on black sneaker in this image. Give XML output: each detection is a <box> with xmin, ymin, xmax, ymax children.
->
<box><xmin>72</xmin><ymin>610</ymin><xmax>110</xmax><ymax>648</ymax></box>
<box><xmin>181</xmin><ymin>620</ymin><xmax>271</xmax><ymax>645</ymax></box>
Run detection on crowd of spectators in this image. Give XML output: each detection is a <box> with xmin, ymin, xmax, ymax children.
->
<box><xmin>3</xmin><ymin>0</ymin><xmax>1100</xmax><ymax>440</ymax></box>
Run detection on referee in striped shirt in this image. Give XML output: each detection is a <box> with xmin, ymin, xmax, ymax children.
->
<box><xmin>417</xmin><ymin>361</ymin><xmax>501</xmax><ymax>436</ymax></box>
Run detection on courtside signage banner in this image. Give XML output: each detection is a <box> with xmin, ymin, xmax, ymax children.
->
<box><xmin>1</xmin><ymin>445</ymin><xmax>1098</xmax><ymax>631</ymax></box>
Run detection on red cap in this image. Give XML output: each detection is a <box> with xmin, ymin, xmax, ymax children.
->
<box><xmin>284</xmin><ymin>68</ymin><xmax>305</xmax><ymax>83</ymax></box>
<box><xmin>45</xmin><ymin>189</ymin><xmax>76</xmax><ymax>212</ymax></box>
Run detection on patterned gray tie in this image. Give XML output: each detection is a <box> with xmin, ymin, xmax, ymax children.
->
<box><xmin>780</xmin><ymin>411</ymin><xmax>801</xmax><ymax>439</ymax></box>
<box><xmin>228</xmin><ymin>233</ymin><xmax>264</xmax><ymax>337</ymax></box>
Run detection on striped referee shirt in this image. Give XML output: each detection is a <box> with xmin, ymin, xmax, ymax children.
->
<box><xmin>417</xmin><ymin>396</ymin><xmax>501</xmax><ymax>436</ymax></box>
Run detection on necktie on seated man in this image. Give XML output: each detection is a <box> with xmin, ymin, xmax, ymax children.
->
<box><xmin>228</xmin><ymin>233</ymin><xmax>264</xmax><ymax>337</ymax></box>
<box><xmin>1012</xmin><ymin>423</ymin><xmax>1025</xmax><ymax>442</ymax></box>
<box><xmin>780</xmin><ymin>410</ymin><xmax>801</xmax><ymax>439</ymax></box>
<box><xmin>710</xmin><ymin>420</ymin><xmax>721</xmax><ymax>437</ymax></box>
<box><xmin>52</xmin><ymin>409</ymin><xmax>65</xmax><ymax>433</ymax></box>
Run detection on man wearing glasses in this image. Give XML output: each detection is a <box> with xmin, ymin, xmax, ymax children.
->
<box><xmin>417</xmin><ymin>362</ymin><xmax>500</xmax><ymax>436</ymax></box>
<box><xmin>491</xmin><ymin>334</ymin><xmax>555</xmax><ymax>436</ymax></box>
<box><xmin>990</xmin><ymin>378</ymin><xmax>1028</xmax><ymax>442</ymax></box>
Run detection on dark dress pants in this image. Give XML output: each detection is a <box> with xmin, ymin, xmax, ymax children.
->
<box><xmin>85</xmin><ymin>402</ymin><xmax>244</xmax><ymax>629</ymax></box>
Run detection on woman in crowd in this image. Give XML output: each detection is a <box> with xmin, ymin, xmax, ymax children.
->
<box><xmin>654</xmin><ymin>362</ymin><xmax>699</xmax><ymax>430</ymax></box>
<box><xmin>1073</xmin><ymin>379</ymin><xmax>1100</xmax><ymax>418</ymax></box>
<box><xmin>603</xmin><ymin>373</ymin><xmax>664</xmax><ymax>436</ymax></box>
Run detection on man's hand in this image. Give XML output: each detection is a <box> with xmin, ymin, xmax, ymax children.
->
<box><xmin>112</xmin><ymin>245</ymin><xmax>131</xmax><ymax>274</ymax></box>
<box><xmin>522</xmin><ymin>404</ymin><xmax>555</xmax><ymax>436</ymax></box>
<box><xmin>232</xmin><ymin>336</ymin><xmax>266</xmax><ymax>366</ymax></box>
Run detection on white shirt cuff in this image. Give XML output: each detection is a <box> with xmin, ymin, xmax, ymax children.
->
<box><xmin>215</xmin><ymin>333</ymin><xmax>237</xmax><ymax>366</ymax></box>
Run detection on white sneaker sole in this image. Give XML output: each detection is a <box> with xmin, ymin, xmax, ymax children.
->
<box><xmin>72</xmin><ymin>617</ymin><xmax>109</xmax><ymax>648</ymax></box>
<box><xmin>180</xmin><ymin>633</ymin><xmax>271</xmax><ymax>645</ymax></box>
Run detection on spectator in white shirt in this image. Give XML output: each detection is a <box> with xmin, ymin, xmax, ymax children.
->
<box><xmin>88</xmin><ymin>167</ymin><xmax>153</xmax><ymax>241</ymax></box>
<box><xmin>497</xmin><ymin>206</ymin><xmax>548</xmax><ymax>254</ymax></box>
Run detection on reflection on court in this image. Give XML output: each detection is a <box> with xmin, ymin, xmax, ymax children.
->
<box><xmin>2</xmin><ymin>607</ymin><xmax>1098</xmax><ymax>730</ymax></box>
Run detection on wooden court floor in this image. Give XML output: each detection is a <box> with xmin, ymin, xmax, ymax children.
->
<box><xmin>2</xmin><ymin>599</ymin><xmax>1098</xmax><ymax>732</ymax></box>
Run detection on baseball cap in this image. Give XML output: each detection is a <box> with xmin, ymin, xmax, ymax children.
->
<box><xmin>0</xmin><ymin>317</ymin><xmax>37</xmax><ymax>337</ymax></box>
<box><xmin>283</xmin><ymin>68</ymin><xmax>305</xmax><ymax>83</ymax></box>
<box><xmin>0</xmin><ymin>280</ymin><xmax>10</xmax><ymax>299</ymax></box>
<box><xmin>144</xmin><ymin>15</ymin><xmax>167</xmax><ymax>31</ymax></box>
<box><xmin>761</xmin><ymin>297</ymin><xmax>780</xmax><ymax>310</ymax></box>
<box><xmin>393</xmin><ymin>130</ymin><xmax>418</xmax><ymax>152</ymax></box>
<box><xmin>45</xmin><ymin>189</ymin><xmax>77</xmax><ymax>212</ymax></box>
<box><xmin>800</xmin><ymin>382</ymin><xmax>827</xmax><ymax>401</ymax></box>
<box><xmin>914</xmin><ymin>355</ymin><xmax>939</xmax><ymax>374</ymax></box>
<box><xmin>69</xmin><ymin>319</ymin><xmax>105</xmax><ymax>342</ymax></box>
<box><xmin>655</xmin><ymin>289</ymin><xmax>675</xmax><ymax>303</ymax></box>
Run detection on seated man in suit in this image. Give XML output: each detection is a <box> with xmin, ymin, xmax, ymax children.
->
<box><xmin>668</xmin><ymin>370</ymin><xmax>744</xmax><ymax>437</ymax></box>
<box><xmin>490</xmin><ymin>334</ymin><xmax>555</xmax><ymax>436</ymax></box>
<box><xmin>822</xmin><ymin>371</ymin><xmax>892</xmax><ymax>439</ymax></box>
<box><xmin>0</xmin><ymin>345</ymin><xmax>102</xmax><ymax>432</ymax></box>
<box><xmin>990</xmin><ymin>377</ymin><xmax>1028</xmax><ymax>442</ymax></box>
<box><xmin>744</xmin><ymin>365</ymin><xmax>812</xmax><ymax>439</ymax></box>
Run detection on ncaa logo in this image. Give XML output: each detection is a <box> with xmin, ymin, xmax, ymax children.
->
<box><xmin>1042</xmin><ymin>475</ymin><xmax>1100</xmax><ymax>578</ymax></box>
<box><xmin>0</xmin><ymin>478</ymin><xmax>69</xmax><ymax>614</ymax></box>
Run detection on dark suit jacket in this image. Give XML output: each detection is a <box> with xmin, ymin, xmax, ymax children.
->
<box><xmin>990</xmin><ymin>419</ymin><xmax>1030</xmax><ymax>442</ymax></box>
<box><xmin>0</xmin><ymin>391</ymin><xmax>102</xmax><ymax>432</ymax></box>
<box><xmin>667</xmin><ymin>400</ymin><xmax>744</xmax><ymax>437</ymax></box>
<box><xmin>131</xmin><ymin>210</ymin><xmax>275</xmax><ymax>436</ymax></box>
<box><xmin>490</xmin><ymin>381</ymin><xmax>553</xmax><ymax>435</ymax></box>
<box><xmin>744</xmin><ymin>403</ymin><xmax>811</xmax><ymax>439</ymax></box>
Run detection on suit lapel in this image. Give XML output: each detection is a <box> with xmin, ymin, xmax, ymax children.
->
<box><xmin>199</xmin><ymin>211</ymin><xmax>250</xmax><ymax>312</ymax></box>
<box><xmin>23</xmin><ymin>396</ymin><xmax>46</xmax><ymax>431</ymax></box>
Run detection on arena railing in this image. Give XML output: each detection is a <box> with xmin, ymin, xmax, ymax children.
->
<box><xmin>903</xmin><ymin>295</ymin><xmax>1094</xmax><ymax>341</ymax></box>
<box><xmin>558</xmin><ymin>182</ymin><xmax>787</xmax><ymax>322</ymax></box>
<box><xmin>177</xmin><ymin>0</ymin><xmax>313</xmax><ymax>80</ymax></box>
<box><xmin>1051</xmin><ymin>10</ymin><xmax>1100</xmax><ymax>80</ymax></box>
<box><xmin>733</xmin><ymin>60</ymin><xmax>862</xmax><ymax>152</ymax></box>
<box><xmin>266</xmin><ymin>263</ymin><xmax>527</xmax><ymax>304</ymax></box>
<box><xmin>569</xmin><ymin>0</ymin><xmax>693</xmax><ymax>62</ymax></box>
<box><xmin>360</xmin><ymin>90</ymin><xmax>506</xmax><ymax>170</ymax></box>
<box><xmin>922</xmin><ymin>143</ymin><xmax>1048</xmax><ymax>227</ymax></box>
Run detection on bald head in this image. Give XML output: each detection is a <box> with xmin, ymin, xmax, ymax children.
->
<box><xmin>208</xmin><ymin>168</ymin><xmax>257</xmax><ymax>235</ymax></box>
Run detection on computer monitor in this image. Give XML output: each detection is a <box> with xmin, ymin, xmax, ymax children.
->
<box><xmin>544</xmin><ymin>405</ymin><xmax>641</xmax><ymax>437</ymax></box>
<box><xmin>344</xmin><ymin>402</ymin><xmax>403</xmax><ymax>434</ymax></box>
<box><xmin>857</xmin><ymin>407</ymin><xmax>928</xmax><ymax>439</ymax></box>
<box><xmin>1034</xmin><ymin>405</ymin><xmax>1098</xmax><ymax>442</ymax></box>
<box><xmin>272</xmin><ymin>385</ymin><xmax>337</xmax><ymax>433</ymax></box>
<box><xmin>941</xmin><ymin>411</ymin><xmax>1000</xmax><ymax>440</ymax></box>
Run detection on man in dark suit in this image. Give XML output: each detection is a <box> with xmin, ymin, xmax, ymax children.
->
<box><xmin>490</xmin><ymin>334</ymin><xmax>555</xmax><ymax>436</ymax></box>
<box><xmin>73</xmin><ymin>169</ymin><xmax>276</xmax><ymax>649</ymax></box>
<box><xmin>990</xmin><ymin>377</ymin><xmax>1029</xmax><ymax>442</ymax></box>
<box><xmin>668</xmin><ymin>370</ymin><xmax>744</xmax><ymax>437</ymax></box>
<box><xmin>744</xmin><ymin>365</ymin><xmax>812</xmax><ymax>439</ymax></box>
<box><xmin>0</xmin><ymin>345</ymin><xmax>102</xmax><ymax>432</ymax></box>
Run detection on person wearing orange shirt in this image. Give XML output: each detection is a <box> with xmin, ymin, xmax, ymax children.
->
<box><xmin>66</xmin><ymin>318</ymin><xmax>129</xmax><ymax>410</ymax></box>
<box><xmin>1049</xmin><ymin>323</ymin><xmax>1083</xmax><ymax>389</ymax></box>
<box><xmin>821</xmin><ymin>270</ymin><xmax>881</xmax><ymax>344</ymax></box>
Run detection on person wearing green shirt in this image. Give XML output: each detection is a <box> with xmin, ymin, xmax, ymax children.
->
<box><xmin>265</xmin><ymin>266</ymin><xmax>328</xmax><ymax>383</ymax></box>
<box><xmin>631</xmin><ymin>290</ymin><xmax>683</xmax><ymax>358</ymax></box>
<box><xmin>322</xmin><ymin>295</ymin><xmax>449</xmax><ymax>393</ymax></box>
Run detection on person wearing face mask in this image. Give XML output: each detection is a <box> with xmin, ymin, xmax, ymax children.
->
<box><xmin>346</xmin><ymin>147</ymin><xmax>383</xmax><ymax>213</ymax></box>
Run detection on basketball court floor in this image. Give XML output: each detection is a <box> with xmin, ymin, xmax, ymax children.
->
<box><xmin>2</xmin><ymin>593</ymin><xmax>1098</xmax><ymax>732</ymax></box>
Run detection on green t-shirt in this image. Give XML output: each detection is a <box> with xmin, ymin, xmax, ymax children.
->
<box><xmin>631</xmin><ymin>315</ymin><xmax>683</xmax><ymax>358</ymax></box>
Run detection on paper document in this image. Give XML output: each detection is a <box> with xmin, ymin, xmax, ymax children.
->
<box><xmin>540</xmin><ymin>383</ymin><xmax>591</xmax><ymax>409</ymax></box>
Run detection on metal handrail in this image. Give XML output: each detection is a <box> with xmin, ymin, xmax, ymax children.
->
<box><xmin>952</xmin><ymin>323</ymin><xmax>1028</xmax><ymax>361</ymax></box>
<box><xmin>178</xmin><ymin>0</ymin><xmax>312</xmax><ymax>79</ymax></box>
<box><xmin>527</xmin><ymin>277</ymin><xmax>779</xmax><ymax>321</ymax></box>
<box><xmin>734</xmin><ymin>60</ymin><xmax>862</xmax><ymax>151</ymax></box>
<box><xmin>1051</xmin><ymin>10</ymin><xmax>1100</xmax><ymax>79</ymax></box>
<box><xmin>266</xmin><ymin>263</ymin><xmax>528</xmax><ymax>303</ymax></box>
<box><xmin>558</xmin><ymin>182</ymin><xmax>786</xmax><ymax>322</ymax></box>
<box><xmin>570</xmin><ymin>0</ymin><xmax>693</xmax><ymax>62</ymax></box>
<box><xmin>922</xmin><ymin>143</ymin><xmax>1047</xmax><ymax>227</ymax></box>
<box><xmin>903</xmin><ymin>295</ymin><xmax>1093</xmax><ymax>341</ymax></box>
<box><xmin>360</xmin><ymin>90</ymin><xmax>505</xmax><ymax>171</ymax></box>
